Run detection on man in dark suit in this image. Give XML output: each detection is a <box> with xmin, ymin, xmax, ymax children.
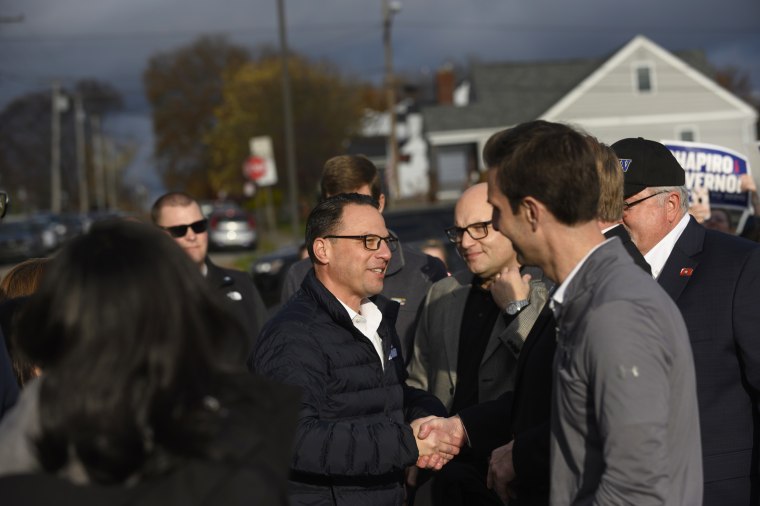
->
<box><xmin>151</xmin><ymin>192</ymin><xmax>268</xmax><ymax>357</ymax></box>
<box><xmin>613</xmin><ymin>137</ymin><xmax>760</xmax><ymax>505</ymax></box>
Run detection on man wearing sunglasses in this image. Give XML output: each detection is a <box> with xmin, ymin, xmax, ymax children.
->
<box><xmin>251</xmin><ymin>193</ymin><xmax>454</xmax><ymax>506</ymax></box>
<box><xmin>614</xmin><ymin>137</ymin><xmax>760</xmax><ymax>506</ymax></box>
<box><xmin>151</xmin><ymin>192</ymin><xmax>267</xmax><ymax>358</ymax></box>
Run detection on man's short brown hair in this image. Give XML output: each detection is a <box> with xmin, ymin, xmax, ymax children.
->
<box><xmin>320</xmin><ymin>155</ymin><xmax>382</xmax><ymax>202</ymax></box>
<box><xmin>150</xmin><ymin>192</ymin><xmax>198</xmax><ymax>224</ymax></box>
<box><xmin>494</xmin><ymin>120</ymin><xmax>599</xmax><ymax>226</ymax></box>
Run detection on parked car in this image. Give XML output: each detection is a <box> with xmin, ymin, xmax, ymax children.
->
<box><xmin>199</xmin><ymin>199</ymin><xmax>241</xmax><ymax>219</ymax></box>
<box><xmin>208</xmin><ymin>209</ymin><xmax>258</xmax><ymax>251</ymax></box>
<box><xmin>0</xmin><ymin>219</ymin><xmax>49</xmax><ymax>264</ymax></box>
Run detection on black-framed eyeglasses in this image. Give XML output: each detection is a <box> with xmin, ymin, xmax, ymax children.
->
<box><xmin>623</xmin><ymin>190</ymin><xmax>669</xmax><ymax>211</ymax></box>
<box><xmin>445</xmin><ymin>220</ymin><xmax>492</xmax><ymax>244</ymax></box>
<box><xmin>161</xmin><ymin>218</ymin><xmax>208</xmax><ymax>238</ymax></box>
<box><xmin>323</xmin><ymin>234</ymin><xmax>398</xmax><ymax>252</ymax></box>
<box><xmin>0</xmin><ymin>192</ymin><xmax>8</xmax><ymax>220</ymax></box>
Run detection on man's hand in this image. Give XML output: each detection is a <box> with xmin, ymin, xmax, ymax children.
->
<box><xmin>740</xmin><ymin>174</ymin><xmax>757</xmax><ymax>193</ymax></box>
<box><xmin>411</xmin><ymin>415</ymin><xmax>466</xmax><ymax>470</ymax></box>
<box><xmin>487</xmin><ymin>440</ymin><xmax>516</xmax><ymax>503</ymax></box>
<box><xmin>490</xmin><ymin>265</ymin><xmax>531</xmax><ymax>311</ymax></box>
<box><xmin>688</xmin><ymin>186</ymin><xmax>710</xmax><ymax>224</ymax></box>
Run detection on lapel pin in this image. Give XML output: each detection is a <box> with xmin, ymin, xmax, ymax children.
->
<box><xmin>679</xmin><ymin>268</ymin><xmax>693</xmax><ymax>277</ymax></box>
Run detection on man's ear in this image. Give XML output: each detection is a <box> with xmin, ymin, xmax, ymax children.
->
<box><xmin>666</xmin><ymin>191</ymin><xmax>682</xmax><ymax>222</ymax></box>
<box><xmin>522</xmin><ymin>197</ymin><xmax>541</xmax><ymax>231</ymax></box>
<box><xmin>312</xmin><ymin>237</ymin><xmax>330</xmax><ymax>265</ymax></box>
<box><xmin>377</xmin><ymin>194</ymin><xmax>386</xmax><ymax>213</ymax></box>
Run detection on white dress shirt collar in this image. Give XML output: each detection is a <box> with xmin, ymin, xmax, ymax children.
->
<box><xmin>338</xmin><ymin>297</ymin><xmax>385</xmax><ymax>369</ymax></box>
<box><xmin>644</xmin><ymin>213</ymin><xmax>690</xmax><ymax>280</ymax></box>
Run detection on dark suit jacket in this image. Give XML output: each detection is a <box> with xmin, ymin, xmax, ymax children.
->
<box><xmin>458</xmin><ymin>304</ymin><xmax>556</xmax><ymax>506</ymax></box>
<box><xmin>407</xmin><ymin>269</ymin><xmax>549</xmax><ymax>412</ymax></box>
<box><xmin>658</xmin><ymin>217</ymin><xmax>760</xmax><ymax>505</ymax></box>
<box><xmin>205</xmin><ymin>258</ymin><xmax>268</xmax><ymax>360</ymax></box>
<box><xmin>604</xmin><ymin>224</ymin><xmax>651</xmax><ymax>275</ymax></box>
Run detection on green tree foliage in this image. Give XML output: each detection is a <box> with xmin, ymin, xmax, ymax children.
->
<box><xmin>205</xmin><ymin>51</ymin><xmax>366</xmax><ymax>207</ymax></box>
<box><xmin>143</xmin><ymin>35</ymin><xmax>249</xmax><ymax>197</ymax></box>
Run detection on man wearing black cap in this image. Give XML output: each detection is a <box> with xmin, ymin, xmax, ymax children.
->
<box><xmin>613</xmin><ymin>137</ymin><xmax>760</xmax><ymax>506</ymax></box>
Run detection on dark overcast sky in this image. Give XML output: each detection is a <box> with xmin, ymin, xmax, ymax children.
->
<box><xmin>1</xmin><ymin>0</ymin><xmax>759</xmax><ymax>111</ymax></box>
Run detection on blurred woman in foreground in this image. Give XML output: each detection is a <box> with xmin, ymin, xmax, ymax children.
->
<box><xmin>0</xmin><ymin>220</ymin><xmax>297</xmax><ymax>505</ymax></box>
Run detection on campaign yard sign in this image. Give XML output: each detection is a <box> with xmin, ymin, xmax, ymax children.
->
<box><xmin>663</xmin><ymin>140</ymin><xmax>751</xmax><ymax>209</ymax></box>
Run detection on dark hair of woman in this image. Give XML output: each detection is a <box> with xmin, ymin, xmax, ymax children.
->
<box><xmin>15</xmin><ymin>220</ymin><xmax>249</xmax><ymax>484</ymax></box>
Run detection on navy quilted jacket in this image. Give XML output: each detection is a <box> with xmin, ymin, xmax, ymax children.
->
<box><xmin>250</xmin><ymin>270</ymin><xmax>446</xmax><ymax>506</ymax></box>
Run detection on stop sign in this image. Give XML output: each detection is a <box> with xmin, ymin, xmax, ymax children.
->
<box><xmin>243</xmin><ymin>156</ymin><xmax>267</xmax><ymax>181</ymax></box>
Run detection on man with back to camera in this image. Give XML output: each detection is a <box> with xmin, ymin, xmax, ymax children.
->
<box><xmin>251</xmin><ymin>193</ymin><xmax>458</xmax><ymax>505</ymax></box>
<box><xmin>281</xmin><ymin>155</ymin><xmax>447</xmax><ymax>363</ymax></box>
<box><xmin>406</xmin><ymin>182</ymin><xmax>551</xmax><ymax>505</ymax></box>
<box><xmin>151</xmin><ymin>192</ymin><xmax>268</xmax><ymax>356</ymax></box>
<box><xmin>613</xmin><ymin>137</ymin><xmax>760</xmax><ymax>505</ymax></box>
<box><xmin>420</xmin><ymin>120</ymin><xmax>702</xmax><ymax>504</ymax></box>
<box><xmin>0</xmin><ymin>191</ymin><xmax>20</xmax><ymax>419</ymax></box>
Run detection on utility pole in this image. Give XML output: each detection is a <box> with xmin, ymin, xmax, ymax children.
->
<box><xmin>74</xmin><ymin>93</ymin><xmax>89</xmax><ymax>213</ymax></box>
<box><xmin>383</xmin><ymin>0</ymin><xmax>401</xmax><ymax>205</ymax></box>
<box><xmin>91</xmin><ymin>115</ymin><xmax>106</xmax><ymax>211</ymax></box>
<box><xmin>50</xmin><ymin>81</ymin><xmax>66</xmax><ymax>213</ymax></box>
<box><xmin>105</xmin><ymin>138</ymin><xmax>118</xmax><ymax>210</ymax></box>
<box><xmin>277</xmin><ymin>0</ymin><xmax>300</xmax><ymax>240</ymax></box>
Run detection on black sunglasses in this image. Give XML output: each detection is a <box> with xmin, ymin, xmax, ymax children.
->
<box><xmin>161</xmin><ymin>218</ymin><xmax>208</xmax><ymax>238</ymax></box>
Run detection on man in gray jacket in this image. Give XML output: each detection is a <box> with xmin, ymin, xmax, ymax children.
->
<box><xmin>482</xmin><ymin>121</ymin><xmax>702</xmax><ymax>505</ymax></box>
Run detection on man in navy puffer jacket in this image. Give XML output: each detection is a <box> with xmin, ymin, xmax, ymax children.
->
<box><xmin>251</xmin><ymin>193</ymin><xmax>456</xmax><ymax>506</ymax></box>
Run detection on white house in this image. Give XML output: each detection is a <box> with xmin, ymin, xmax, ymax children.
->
<box><xmin>420</xmin><ymin>35</ymin><xmax>760</xmax><ymax>202</ymax></box>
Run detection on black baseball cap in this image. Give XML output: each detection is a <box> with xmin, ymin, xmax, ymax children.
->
<box><xmin>611</xmin><ymin>137</ymin><xmax>685</xmax><ymax>199</ymax></box>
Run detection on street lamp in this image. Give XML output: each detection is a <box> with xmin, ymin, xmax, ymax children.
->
<box><xmin>383</xmin><ymin>0</ymin><xmax>401</xmax><ymax>204</ymax></box>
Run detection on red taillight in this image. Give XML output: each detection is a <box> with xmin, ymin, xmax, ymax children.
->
<box><xmin>210</xmin><ymin>216</ymin><xmax>219</xmax><ymax>229</ymax></box>
<box><xmin>248</xmin><ymin>215</ymin><xmax>256</xmax><ymax>228</ymax></box>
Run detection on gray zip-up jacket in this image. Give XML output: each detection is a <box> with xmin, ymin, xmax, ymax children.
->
<box><xmin>550</xmin><ymin>238</ymin><xmax>702</xmax><ymax>506</ymax></box>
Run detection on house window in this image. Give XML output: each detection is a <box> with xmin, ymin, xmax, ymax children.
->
<box><xmin>677</xmin><ymin>127</ymin><xmax>697</xmax><ymax>142</ymax></box>
<box><xmin>636</xmin><ymin>65</ymin><xmax>652</xmax><ymax>92</ymax></box>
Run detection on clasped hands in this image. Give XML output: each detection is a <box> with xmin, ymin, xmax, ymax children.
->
<box><xmin>410</xmin><ymin>415</ymin><xmax>466</xmax><ymax>470</ymax></box>
<box><xmin>410</xmin><ymin>416</ymin><xmax>518</xmax><ymax>502</ymax></box>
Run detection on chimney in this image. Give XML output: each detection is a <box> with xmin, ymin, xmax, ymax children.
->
<box><xmin>436</xmin><ymin>64</ymin><xmax>455</xmax><ymax>105</ymax></box>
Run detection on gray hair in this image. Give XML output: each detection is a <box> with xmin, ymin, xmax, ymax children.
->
<box><xmin>651</xmin><ymin>185</ymin><xmax>690</xmax><ymax>215</ymax></box>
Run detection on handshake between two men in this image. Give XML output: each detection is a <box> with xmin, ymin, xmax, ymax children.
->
<box><xmin>412</xmin><ymin>414</ymin><xmax>517</xmax><ymax>503</ymax></box>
